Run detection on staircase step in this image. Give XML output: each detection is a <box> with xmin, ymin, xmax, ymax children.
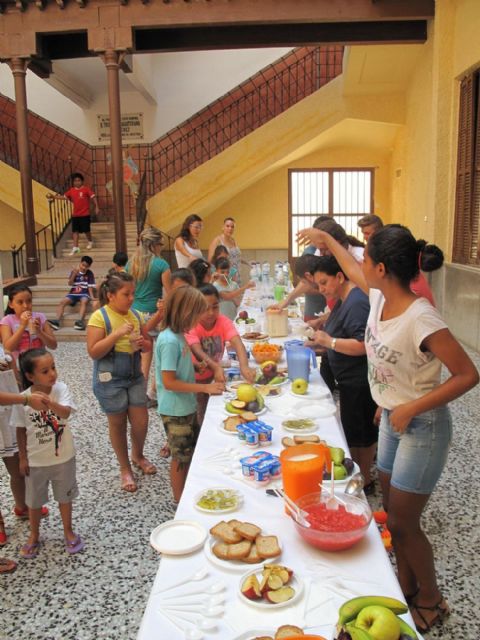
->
<box><xmin>51</xmin><ymin>327</ymin><xmax>88</xmax><ymax>343</ymax></box>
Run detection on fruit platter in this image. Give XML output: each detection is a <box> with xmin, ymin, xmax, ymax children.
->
<box><xmin>335</xmin><ymin>595</ymin><xmax>419</xmax><ymax>640</ymax></box>
<box><xmin>225</xmin><ymin>383</ymin><xmax>266</xmax><ymax>415</ymax></box>
<box><xmin>255</xmin><ymin>360</ymin><xmax>288</xmax><ymax>386</ymax></box>
<box><xmin>239</xmin><ymin>564</ymin><xmax>303</xmax><ymax>609</ymax></box>
<box><xmin>235</xmin><ymin>626</ymin><xmax>322</xmax><ymax>640</ymax></box>
<box><xmin>206</xmin><ymin>520</ymin><xmax>281</xmax><ymax>570</ymax></box>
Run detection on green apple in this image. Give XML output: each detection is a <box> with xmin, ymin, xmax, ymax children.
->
<box><xmin>291</xmin><ymin>378</ymin><xmax>308</xmax><ymax>395</ymax></box>
<box><xmin>236</xmin><ymin>383</ymin><xmax>257</xmax><ymax>403</ymax></box>
<box><xmin>333</xmin><ymin>464</ymin><xmax>348</xmax><ymax>480</ymax></box>
<box><xmin>329</xmin><ymin>446</ymin><xmax>345</xmax><ymax>465</ymax></box>
<box><xmin>355</xmin><ymin>605</ymin><xmax>401</xmax><ymax>640</ymax></box>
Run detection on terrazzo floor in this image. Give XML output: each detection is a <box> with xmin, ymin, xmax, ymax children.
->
<box><xmin>1</xmin><ymin>343</ymin><xmax>479</xmax><ymax>640</ymax></box>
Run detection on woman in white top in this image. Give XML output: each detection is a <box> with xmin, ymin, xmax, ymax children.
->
<box><xmin>207</xmin><ymin>217</ymin><xmax>244</xmax><ymax>283</ymax></box>
<box><xmin>298</xmin><ymin>223</ymin><xmax>478</xmax><ymax>634</ymax></box>
<box><xmin>174</xmin><ymin>215</ymin><xmax>204</xmax><ymax>268</ymax></box>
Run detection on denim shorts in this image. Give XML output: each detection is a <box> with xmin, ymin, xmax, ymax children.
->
<box><xmin>66</xmin><ymin>294</ymin><xmax>90</xmax><ymax>304</ymax></box>
<box><xmin>93</xmin><ymin>351</ymin><xmax>147</xmax><ymax>414</ymax></box>
<box><xmin>377</xmin><ymin>406</ymin><xmax>452</xmax><ymax>494</ymax></box>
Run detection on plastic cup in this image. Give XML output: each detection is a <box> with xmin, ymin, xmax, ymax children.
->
<box><xmin>280</xmin><ymin>444</ymin><xmax>331</xmax><ymax>504</ymax></box>
<box><xmin>129</xmin><ymin>331</ymin><xmax>141</xmax><ymax>352</ymax></box>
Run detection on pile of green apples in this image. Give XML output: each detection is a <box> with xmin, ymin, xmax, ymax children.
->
<box><xmin>324</xmin><ymin>446</ymin><xmax>354</xmax><ymax>480</ymax></box>
<box><xmin>335</xmin><ymin>595</ymin><xmax>418</xmax><ymax>640</ymax></box>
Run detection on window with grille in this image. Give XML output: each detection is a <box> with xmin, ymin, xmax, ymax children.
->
<box><xmin>452</xmin><ymin>71</ymin><xmax>480</xmax><ymax>265</ymax></box>
<box><xmin>288</xmin><ymin>168</ymin><xmax>374</xmax><ymax>257</ymax></box>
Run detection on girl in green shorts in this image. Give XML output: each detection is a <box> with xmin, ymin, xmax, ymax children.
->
<box><xmin>155</xmin><ymin>286</ymin><xmax>225</xmax><ymax>501</ymax></box>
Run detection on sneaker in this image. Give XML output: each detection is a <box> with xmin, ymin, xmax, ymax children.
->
<box><xmin>86</xmin><ymin>241</ymin><xmax>94</xmax><ymax>249</ymax></box>
<box><xmin>49</xmin><ymin>319</ymin><xmax>60</xmax><ymax>330</ymax></box>
<box><xmin>74</xmin><ymin>320</ymin><xmax>86</xmax><ymax>331</ymax></box>
<box><xmin>69</xmin><ymin>246</ymin><xmax>80</xmax><ymax>255</ymax></box>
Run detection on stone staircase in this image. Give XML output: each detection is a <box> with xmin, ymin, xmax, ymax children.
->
<box><xmin>32</xmin><ymin>222</ymin><xmax>138</xmax><ymax>342</ymax></box>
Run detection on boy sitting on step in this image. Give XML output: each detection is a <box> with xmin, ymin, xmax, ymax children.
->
<box><xmin>49</xmin><ymin>256</ymin><xmax>96</xmax><ymax>332</ymax></box>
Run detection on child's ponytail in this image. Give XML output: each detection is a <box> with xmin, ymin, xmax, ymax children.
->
<box><xmin>19</xmin><ymin>347</ymin><xmax>48</xmax><ymax>389</ymax></box>
<box><xmin>99</xmin><ymin>272</ymin><xmax>134</xmax><ymax>306</ymax></box>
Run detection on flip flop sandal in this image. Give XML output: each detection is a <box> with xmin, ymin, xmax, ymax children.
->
<box><xmin>20</xmin><ymin>542</ymin><xmax>40</xmax><ymax>559</ymax></box>
<box><xmin>0</xmin><ymin>558</ymin><xmax>17</xmax><ymax>574</ymax></box>
<box><xmin>410</xmin><ymin>598</ymin><xmax>450</xmax><ymax>633</ymax></box>
<box><xmin>404</xmin><ymin>587</ymin><xmax>420</xmax><ymax>605</ymax></box>
<box><xmin>0</xmin><ymin>530</ymin><xmax>7</xmax><ymax>546</ymax></box>
<box><xmin>13</xmin><ymin>505</ymin><xmax>49</xmax><ymax>519</ymax></box>
<box><xmin>132</xmin><ymin>459</ymin><xmax>157</xmax><ymax>475</ymax></box>
<box><xmin>65</xmin><ymin>534</ymin><xmax>85</xmax><ymax>555</ymax></box>
<box><xmin>159</xmin><ymin>445</ymin><xmax>171</xmax><ymax>459</ymax></box>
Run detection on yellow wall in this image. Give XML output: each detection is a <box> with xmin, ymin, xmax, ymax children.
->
<box><xmin>201</xmin><ymin>146</ymin><xmax>391</xmax><ymax>250</ymax></box>
<box><xmin>0</xmin><ymin>160</ymin><xmax>52</xmax><ymax>251</ymax></box>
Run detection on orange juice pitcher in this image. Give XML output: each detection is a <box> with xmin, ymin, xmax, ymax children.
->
<box><xmin>280</xmin><ymin>444</ymin><xmax>331</xmax><ymax>504</ymax></box>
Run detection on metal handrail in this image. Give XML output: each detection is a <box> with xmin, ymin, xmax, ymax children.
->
<box><xmin>149</xmin><ymin>46</ymin><xmax>343</xmax><ymax>193</ymax></box>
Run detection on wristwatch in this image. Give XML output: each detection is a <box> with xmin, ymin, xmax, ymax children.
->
<box><xmin>331</xmin><ymin>338</ymin><xmax>337</xmax><ymax>351</ymax></box>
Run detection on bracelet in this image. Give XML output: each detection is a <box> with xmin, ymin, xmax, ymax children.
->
<box><xmin>23</xmin><ymin>395</ymin><xmax>29</xmax><ymax>407</ymax></box>
<box><xmin>331</xmin><ymin>338</ymin><xmax>337</xmax><ymax>351</ymax></box>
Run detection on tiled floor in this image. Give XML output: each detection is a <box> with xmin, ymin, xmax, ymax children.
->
<box><xmin>1</xmin><ymin>343</ymin><xmax>479</xmax><ymax>639</ymax></box>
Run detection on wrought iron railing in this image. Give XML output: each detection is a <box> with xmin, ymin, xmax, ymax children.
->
<box><xmin>0</xmin><ymin>122</ymin><xmax>73</xmax><ymax>193</ymax></box>
<box><xmin>150</xmin><ymin>46</ymin><xmax>343</xmax><ymax>193</ymax></box>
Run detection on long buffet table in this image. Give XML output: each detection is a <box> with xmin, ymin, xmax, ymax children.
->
<box><xmin>138</xmin><ymin>315</ymin><xmax>416</xmax><ymax>640</ymax></box>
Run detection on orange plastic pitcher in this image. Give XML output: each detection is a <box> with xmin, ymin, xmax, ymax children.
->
<box><xmin>280</xmin><ymin>443</ymin><xmax>331</xmax><ymax>503</ymax></box>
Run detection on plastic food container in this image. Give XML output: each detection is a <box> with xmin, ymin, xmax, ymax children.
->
<box><xmin>265</xmin><ymin>308</ymin><xmax>289</xmax><ymax>337</ymax></box>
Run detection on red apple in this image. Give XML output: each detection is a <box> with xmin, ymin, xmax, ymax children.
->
<box><xmin>241</xmin><ymin>574</ymin><xmax>262</xmax><ymax>600</ymax></box>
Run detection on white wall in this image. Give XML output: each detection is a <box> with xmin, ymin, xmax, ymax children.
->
<box><xmin>0</xmin><ymin>48</ymin><xmax>292</xmax><ymax>145</ymax></box>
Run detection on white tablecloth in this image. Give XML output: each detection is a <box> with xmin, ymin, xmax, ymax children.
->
<box><xmin>138</xmin><ymin>317</ymin><xmax>413</xmax><ymax>640</ymax></box>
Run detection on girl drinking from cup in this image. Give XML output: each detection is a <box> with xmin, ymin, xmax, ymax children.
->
<box><xmin>1</xmin><ymin>284</ymin><xmax>57</xmax><ymax>363</ymax></box>
<box><xmin>87</xmin><ymin>272</ymin><xmax>155</xmax><ymax>493</ymax></box>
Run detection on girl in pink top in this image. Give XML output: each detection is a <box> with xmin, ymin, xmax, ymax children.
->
<box><xmin>185</xmin><ymin>284</ymin><xmax>255</xmax><ymax>425</ymax></box>
<box><xmin>1</xmin><ymin>285</ymin><xmax>57</xmax><ymax>364</ymax></box>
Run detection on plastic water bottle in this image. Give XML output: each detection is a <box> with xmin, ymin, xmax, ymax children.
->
<box><xmin>262</xmin><ymin>261</ymin><xmax>271</xmax><ymax>282</ymax></box>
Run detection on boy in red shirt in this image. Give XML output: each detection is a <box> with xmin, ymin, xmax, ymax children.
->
<box><xmin>48</xmin><ymin>173</ymin><xmax>99</xmax><ymax>255</ymax></box>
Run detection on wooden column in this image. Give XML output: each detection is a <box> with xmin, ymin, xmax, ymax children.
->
<box><xmin>102</xmin><ymin>49</ymin><xmax>127</xmax><ymax>254</ymax></box>
<box><xmin>9</xmin><ymin>57</ymin><xmax>39</xmax><ymax>276</ymax></box>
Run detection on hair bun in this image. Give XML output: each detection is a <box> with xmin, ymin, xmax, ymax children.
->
<box><xmin>420</xmin><ymin>242</ymin><xmax>444</xmax><ymax>272</ymax></box>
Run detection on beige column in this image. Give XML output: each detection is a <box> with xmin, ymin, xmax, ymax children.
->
<box><xmin>8</xmin><ymin>57</ymin><xmax>39</xmax><ymax>276</ymax></box>
<box><xmin>102</xmin><ymin>49</ymin><xmax>127</xmax><ymax>254</ymax></box>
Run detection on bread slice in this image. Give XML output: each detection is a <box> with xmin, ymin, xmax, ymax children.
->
<box><xmin>293</xmin><ymin>434</ymin><xmax>321</xmax><ymax>444</ymax></box>
<box><xmin>241</xmin><ymin>411</ymin><xmax>258</xmax><ymax>422</ymax></box>
<box><xmin>256</xmin><ymin>535</ymin><xmax>281</xmax><ymax>559</ymax></box>
<box><xmin>223</xmin><ymin>415</ymin><xmax>244</xmax><ymax>432</ymax></box>
<box><xmin>227</xmin><ymin>519</ymin><xmax>243</xmax><ymax>530</ymax></box>
<box><xmin>211</xmin><ymin>542</ymin><xmax>231</xmax><ymax>560</ymax></box>
<box><xmin>233</xmin><ymin>521</ymin><xmax>261</xmax><ymax>541</ymax></box>
<box><xmin>281</xmin><ymin>436</ymin><xmax>295</xmax><ymax>447</ymax></box>
<box><xmin>242</xmin><ymin>542</ymin><xmax>262</xmax><ymax>564</ymax></box>
<box><xmin>275</xmin><ymin>626</ymin><xmax>304</xmax><ymax>638</ymax></box>
<box><xmin>226</xmin><ymin>539</ymin><xmax>252</xmax><ymax>560</ymax></box>
<box><xmin>210</xmin><ymin>521</ymin><xmax>243</xmax><ymax>544</ymax></box>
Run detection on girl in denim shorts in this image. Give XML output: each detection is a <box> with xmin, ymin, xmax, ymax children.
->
<box><xmin>87</xmin><ymin>272</ymin><xmax>156</xmax><ymax>493</ymax></box>
<box><xmin>155</xmin><ymin>286</ymin><xmax>225</xmax><ymax>501</ymax></box>
<box><xmin>298</xmin><ymin>223</ymin><xmax>479</xmax><ymax>634</ymax></box>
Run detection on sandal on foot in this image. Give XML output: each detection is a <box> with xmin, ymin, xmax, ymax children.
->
<box><xmin>13</xmin><ymin>505</ymin><xmax>49</xmax><ymax>519</ymax></box>
<box><xmin>0</xmin><ymin>558</ymin><xmax>17</xmax><ymax>574</ymax></box>
<box><xmin>404</xmin><ymin>587</ymin><xmax>419</xmax><ymax>605</ymax></box>
<box><xmin>20</xmin><ymin>541</ymin><xmax>40</xmax><ymax>559</ymax></box>
<box><xmin>159</xmin><ymin>445</ymin><xmax>171</xmax><ymax>459</ymax></box>
<box><xmin>65</xmin><ymin>534</ymin><xmax>85</xmax><ymax>555</ymax></box>
<box><xmin>410</xmin><ymin>598</ymin><xmax>450</xmax><ymax>633</ymax></box>
<box><xmin>120</xmin><ymin>471</ymin><xmax>138</xmax><ymax>493</ymax></box>
<box><xmin>132</xmin><ymin>458</ymin><xmax>157</xmax><ymax>475</ymax></box>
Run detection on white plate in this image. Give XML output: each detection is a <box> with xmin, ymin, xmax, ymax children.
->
<box><xmin>194</xmin><ymin>488</ymin><xmax>243</xmax><ymax>514</ymax></box>
<box><xmin>217</xmin><ymin>421</ymin><xmax>242</xmax><ymax>436</ymax></box>
<box><xmin>238</xmin><ymin>567</ymin><xmax>303</xmax><ymax>609</ymax></box>
<box><xmin>288</xmin><ymin>386</ymin><xmax>330</xmax><ymax>400</ymax></box>
<box><xmin>204</xmin><ymin>536</ymin><xmax>282</xmax><ymax>572</ymax></box>
<box><xmin>323</xmin><ymin>460</ymin><xmax>360</xmax><ymax>485</ymax></box>
<box><xmin>293</xmin><ymin>402</ymin><xmax>337</xmax><ymax>419</ymax></box>
<box><xmin>243</xmin><ymin>334</ymin><xmax>269</xmax><ymax>342</ymax></box>
<box><xmin>150</xmin><ymin>520</ymin><xmax>207</xmax><ymax>555</ymax></box>
<box><xmin>231</xmin><ymin>631</ymin><xmax>278</xmax><ymax>640</ymax></box>
<box><xmin>224</xmin><ymin>405</ymin><xmax>267</xmax><ymax>417</ymax></box>
<box><xmin>282</xmin><ymin>419</ymin><xmax>318</xmax><ymax>433</ymax></box>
